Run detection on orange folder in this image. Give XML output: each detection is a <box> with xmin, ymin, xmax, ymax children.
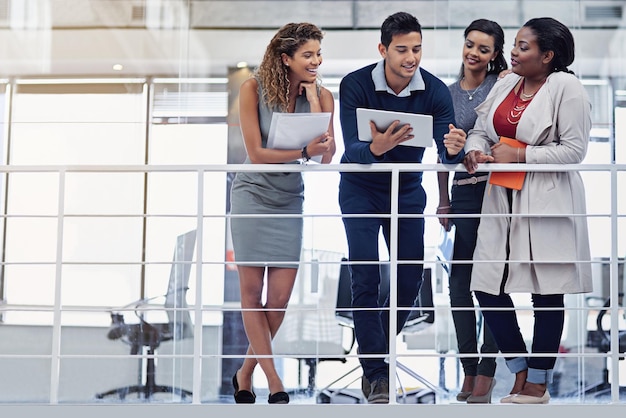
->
<box><xmin>488</xmin><ymin>136</ymin><xmax>527</xmax><ymax>190</ymax></box>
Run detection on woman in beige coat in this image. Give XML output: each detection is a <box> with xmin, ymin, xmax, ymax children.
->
<box><xmin>463</xmin><ymin>17</ymin><xmax>592</xmax><ymax>404</ymax></box>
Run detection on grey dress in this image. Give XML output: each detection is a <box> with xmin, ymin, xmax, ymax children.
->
<box><xmin>230</xmin><ymin>79</ymin><xmax>310</xmax><ymax>268</ymax></box>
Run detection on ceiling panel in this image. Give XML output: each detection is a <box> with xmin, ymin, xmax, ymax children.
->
<box><xmin>0</xmin><ymin>0</ymin><xmax>625</xmax><ymax>79</ymax></box>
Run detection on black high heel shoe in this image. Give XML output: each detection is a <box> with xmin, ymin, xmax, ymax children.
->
<box><xmin>232</xmin><ymin>372</ymin><xmax>256</xmax><ymax>404</ymax></box>
<box><xmin>268</xmin><ymin>391</ymin><xmax>289</xmax><ymax>404</ymax></box>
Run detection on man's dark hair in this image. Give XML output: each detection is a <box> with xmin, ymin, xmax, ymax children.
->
<box><xmin>380</xmin><ymin>12</ymin><xmax>422</xmax><ymax>48</ymax></box>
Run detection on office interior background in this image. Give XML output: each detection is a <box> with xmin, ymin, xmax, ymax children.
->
<box><xmin>1</xmin><ymin>1</ymin><xmax>626</xmax><ymax>417</ymax></box>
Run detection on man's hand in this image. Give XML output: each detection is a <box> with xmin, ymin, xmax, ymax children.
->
<box><xmin>368</xmin><ymin>120</ymin><xmax>413</xmax><ymax>157</ymax></box>
<box><xmin>443</xmin><ymin>124</ymin><xmax>466</xmax><ymax>156</ymax></box>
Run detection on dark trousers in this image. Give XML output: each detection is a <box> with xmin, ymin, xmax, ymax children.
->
<box><xmin>475</xmin><ymin>291</ymin><xmax>565</xmax><ymax>372</ymax></box>
<box><xmin>448</xmin><ymin>181</ymin><xmax>497</xmax><ymax>377</ymax></box>
<box><xmin>339</xmin><ymin>180</ymin><xmax>424</xmax><ymax>382</ymax></box>
<box><xmin>474</xmin><ymin>187</ymin><xmax>564</xmax><ymax>375</ymax></box>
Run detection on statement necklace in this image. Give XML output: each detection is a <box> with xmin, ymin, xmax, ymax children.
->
<box><xmin>461</xmin><ymin>77</ymin><xmax>485</xmax><ymax>101</ymax></box>
<box><xmin>506</xmin><ymin>79</ymin><xmax>534</xmax><ymax>125</ymax></box>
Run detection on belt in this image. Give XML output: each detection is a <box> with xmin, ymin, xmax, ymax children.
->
<box><xmin>453</xmin><ymin>175</ymin><xmax>489</xmax><ymax>186</ymax></box>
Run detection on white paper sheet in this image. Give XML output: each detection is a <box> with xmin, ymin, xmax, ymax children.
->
<box><xmin>267</xmin><ymin>112</ymin><xmax>331</xmax><ymax>163</ymax></box>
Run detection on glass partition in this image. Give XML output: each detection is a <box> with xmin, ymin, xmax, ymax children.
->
<box><xmin>0</xmin><ymin>0</ymin><xmax>625</xmax><ymax>410</ymax></box>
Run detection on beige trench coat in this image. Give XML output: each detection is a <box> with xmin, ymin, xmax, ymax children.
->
<box><xmin>465</xmin><ymin>71</ymin><xmax>593</xmax><ymax>295</ymax></box>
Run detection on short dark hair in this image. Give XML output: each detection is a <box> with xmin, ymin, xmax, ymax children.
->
<box><xmin>380</xmin><ymin>12</ymin><xmax>422</xmax><ymax>48</ymax></box>
<box><xmin>524</xmin><ymin>17</ymin><xmax>575</xmax><ymax>74</ymax></box>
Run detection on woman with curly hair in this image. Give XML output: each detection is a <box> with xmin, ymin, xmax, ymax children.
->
<box><xmin>230</xmin><ymin>22</ymin><xmax>335</xmax><ymax>404</ymax></box>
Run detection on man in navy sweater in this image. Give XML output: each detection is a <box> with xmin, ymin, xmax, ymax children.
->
<box><xmin>338</xmin><ymin>11</ymin><xmax>466</xmax><ymax>403</ymax></box>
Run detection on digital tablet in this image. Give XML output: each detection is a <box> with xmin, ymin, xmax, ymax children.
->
<box><xmin>356</xmin><ymin>108</ymin><xmax>434</xmax><ymax>148</ymax></box>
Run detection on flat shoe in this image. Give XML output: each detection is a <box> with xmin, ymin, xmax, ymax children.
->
<box><xmin>500</xmin><ymin>393</ymin><xmax>517</xmax><ymax>403</ymax></box>
<box><xmin>268</xmin><ymin>391</ymin><xmax>289</xmax><ymax>404</ymax></box>
<box><xmin>232</xmin><ymin>372</ymin><xmax>256</xmax><ymax>404</ymax></box>
<box><xmin>511</xmin><ymin>390</ymin><xmax>550</xmax><ymax>404</ymax></box>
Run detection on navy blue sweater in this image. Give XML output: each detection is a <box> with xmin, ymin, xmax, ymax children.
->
<box><xmin>339</xmin><ymin>63</ymin><xmax>463</xmax><ymax>189</ymax></box>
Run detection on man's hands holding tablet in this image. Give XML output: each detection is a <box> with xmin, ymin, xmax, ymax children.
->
<box><xmin>356</xmin><ymin>108</ymin><xmax>434</xmax><ymax>156</ymax></box>
<box><xmin>368</xmin><ymin>120</ymin><xmax>414</xmax><ymax>157</ymax></box>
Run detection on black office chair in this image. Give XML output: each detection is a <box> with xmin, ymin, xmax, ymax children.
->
<box><xmin>96</xmin><ymin>229</ymin><xmax>196</xmax><ymax>401</ymax></box>
<box><xmin>318</xmin><ymin>259</ymin><xmax>438</xmax><ymax>403</ymax></box>
<box><xmin>559</xmin><ymin>258</ymin><xmax>626</xmax><ymax>400</ymax></box>
<box><xmin>335</xmin><ymin>260</ymin><xmax>433</xmax><ymax>330</ymax></box>
<box><xmin>573</xmin><ymin>294</ymin><xmax>626</xmax><ymax>399</ymax></box>
<box><xmin>315</xmin><ymin>258</ymin><xmax>365</xmax><ymax>403</ymax></box>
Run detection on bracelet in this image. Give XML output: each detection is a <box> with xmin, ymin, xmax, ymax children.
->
<box><xmin>301</xmin><ymin>145</ymin><xmax>310</xmax><ymax>162</ymax></box>
<box><xmin>517</xmin><ymin>148</ymin><xmax>520</xmax><ymax>163</ymax></box>
<box><xmin>437</xmin><ymin>205</ymin><xmax>451</xmax><ymax>210</ymax></box>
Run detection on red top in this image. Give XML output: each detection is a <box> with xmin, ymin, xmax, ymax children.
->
<box><xmin>493</xmin><ymin>79</ymin><xmax>535</xmax><ymax>139</ymax></box>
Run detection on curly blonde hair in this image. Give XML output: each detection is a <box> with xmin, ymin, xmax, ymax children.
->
<box><xmin>256</xmin><ymin>22</ymin><xmax>324</xmax><ymax>112</ymax></box>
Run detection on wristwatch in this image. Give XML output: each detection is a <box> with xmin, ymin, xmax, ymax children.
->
<box><xmin>301</xmin><ymin>145</ymin><xmax>311</xmax><ymax>162</ymax></box>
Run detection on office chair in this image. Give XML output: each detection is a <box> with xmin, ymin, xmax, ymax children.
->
<box><xmin>272</xmin><ymin>249</ymin><xmax>350</xmax><ymax>395</ymax></box>
<box><xmin>571</xmin><ymin>295</ymin><xmax>626</xmax><ymax>399</ymax></box>
<box><xmin>562</xmin><ymin>258</ymin><xmax>626</xmax><ymax>400</ymax></box>
<box><xmin>96</xmin><ymin>229</ymin><xmax>196</xmax><ymax>401</ymax></box>
<box><xmin>335</xmin><ymin>260</ymin><xmax>434</xmax><ymax>328</ymax></box>
<box><xmin>391</xmin><ymin>267</ymin><xmax>443</xmax><ymax>402</ymax></box>
<box><xmin>315</xmin><ymin>258</ymin><xmax>368</xmax><ymax>404</ymax></box>
<box><xmin>317</xmin><ymin>259</ymin><xmax>439</xmax><ymax>403</ymax></box>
